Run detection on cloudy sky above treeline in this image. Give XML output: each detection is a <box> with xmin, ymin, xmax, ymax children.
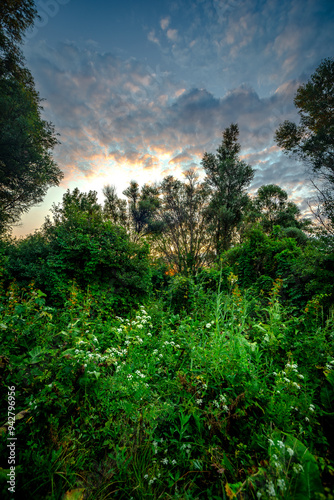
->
<box><xmin>15</xmin><ymin>0</ymin><xmax>334</xmax><ymax>236</ymax></box>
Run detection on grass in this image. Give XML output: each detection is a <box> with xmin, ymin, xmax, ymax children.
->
<box><xmin>0</xmin><ymin>275</ymin><xmax>334</xmax><ymax>499</ymax></box>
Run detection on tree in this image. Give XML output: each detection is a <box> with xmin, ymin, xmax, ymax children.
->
<box><xmin>275</xmin><ymin>58</ymin><xmax>334</xmax><ymax>229</ymax></box>
<box><xmin>154</xmin><ymin>170</ymin><xmax>211</xmax><ymax>275</ymax></box>
<box><xmin>0</xmin><ymin>0</ymin><xmax>63</xmax><ymax>234</ymax></box>
<box><xmin>253</xmin><ymin>184</ymin><xmax>303</xmax><ymax>234</ymax></box>
<box><xmin>202</xmin><ymin>124</ymin><xmax>255</xmax><ymax>254</ymax></box>
<box><xmin>103</xmin><ymin>181</ymin><xmax>162</xmax><ymax>241</ymax></box>
<box><xmin>23</xmin><ymin>188</ymin><xmax>152</xmax><ymax>311</ymax></box>
<box><xmin>103</xmin><ymin>185</ymin><xmax>127</xmax><ymax>227</ymax></box>
<box><xmin>0</xmin><ymin>0</ymin><xmax>37</xmax><ymax>81</ymax></box>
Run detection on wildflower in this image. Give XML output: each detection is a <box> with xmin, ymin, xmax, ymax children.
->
<box><xmin>293</xmin><ymin>463</ymin><xmax>303</xmax><ymax>474</ymax></box>
<box><xmin>268</xmin><ymin>438</ymin><xmax>275</xmax><ymax>446</ymax></box>
<box><xmin>266</xmin><ymin>480</ymin><xmax>276</xmax><ymax>497</ymax></box>
<box><xmin>161</xmin><ymin>458</ymin><xmax>168</xmax><ymax>465</ymax></box>
<box><xmin>256</xmin><ymin>492</ymin><xmax>262</xmax><ymax>499</ymax></box>
<box><xmin>271</xmin><ymin>454</ymin><xmax>278</xmax><ymax>461</ymax></box>
<box><xmin>277</xmin><ymin>478</ymin><xmax>286</xmax><ymax>491</ymax></box>
<box><xmin>144</xmin><ymin>474</ymin><xmax>148</xmax><ymax>479</ymax></box>
<box><xmin>137</xmin><ymin>324</ymin><xmax>143</xmax><ymax>330</ymax></box>
<box><xmin>206</xmin><ymin>323</ymin><xmax>212</xmax><ymax>329</ymax></box>
<box><xmin>213</xmin><ymin>400</ymin><xmax>220</xmax><ymax>408</ymax></box>
<box><xmin>117</xmin><ymin>328</ymin><xmax>122</xmax><ymax>333</ymax></box>
<box><xmin>292</xmin><ymin>382</ymin><xmax>301</xmax><ymax>389</ymax></box>
<box><xmin>147</xmin><ymin>333</ymin><xmax>152</xmax><ymax>337</ymax></box>
<box><xmin>309</xmin><ymin>404</ymin><xmax>315</xmax><ymax>412</ymax></box>
<box><xmin>287</xmin><ymin>447</ymin><xmax>294</xmax><ymax>457</ymax></box>
<box><xmin>305</xmin><ymin>417</ymin><xmax>310</xmax><ymax>422</ymax></box>
<box><xmin>222</xmin><ymin>404</ymin><xmax>229</xmax><ymax>412</ymax></box>
<box><xmin>283</xmin><ymin>377</ymin><xmax>291</xmax><ymax>383</ymax></box>
<box><xmin>272</xmin><ymin>372</ymin><xmax>277</xmax><ymax>376</ymax></box>
<box><xmin>219</xmin><ymin>394</ymin><xmax>227</xmax><ymax>403</ymax></box>
<box><xmin>196</xmin><ymin>399</ymin><xmax>203</xmax><ymax>404</ymax></box>
<box><xmin>277</xmin><ymin>440</ymin><xmax>285</xmax><ymax>449</ymax></box>
<box><xmin>298</xmin><ymin>374</ymin><xmax>304</xmax><ymax>379</ymax></box>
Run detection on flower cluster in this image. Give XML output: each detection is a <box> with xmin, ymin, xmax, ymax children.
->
<box><xmin>273</xmin><ymin>361</ymin><xmax>303</xmax><ymax>393</ymax></box>
<box><xmin>212</xmin><ymin>394</ymin><xmax>229</xmax><ymax>412</ymax></box>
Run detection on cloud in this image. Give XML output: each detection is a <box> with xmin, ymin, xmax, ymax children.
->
<box><xmin>160</xmin><ymin>17</ymin><xmax>170</xmax><ymax>30</ymax></box>
<box><xmin>148</xmin><ymin>29</ymin><xmax>160</xmax><ymax>45</ymax></box>
<box><xmin>166</xmin><ymin>28</ymin><xmax>178</xmax><ymax>42</ymax></box>
<box><xmin>24</xmin><ymin>38</ymin><xmax>316</xmax><ymax>215</ymax></box>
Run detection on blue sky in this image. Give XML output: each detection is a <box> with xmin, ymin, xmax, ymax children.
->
<box><xmin>14</xmin><ymin>0</ymin><xmax>334</xmax><ymax>236</ymax></box>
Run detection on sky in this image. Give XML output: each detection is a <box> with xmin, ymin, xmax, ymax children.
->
<box><xmin>13</xmin><ymin>0</ymin><xmax>334</xmax><ymax>236</ymax></box>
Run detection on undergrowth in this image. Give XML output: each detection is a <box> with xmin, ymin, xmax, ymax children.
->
<box><xmin>0</xmin><ymin>273</ymin><xmax>333</xmax><ymax>499</ymax></box>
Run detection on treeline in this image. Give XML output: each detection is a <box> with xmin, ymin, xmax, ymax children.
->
<box><xmin>1</xmin><ymin>121</ymin><xmax>334</xmax><ymax>315</ymax></box>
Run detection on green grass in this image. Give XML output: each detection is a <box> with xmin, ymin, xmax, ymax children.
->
<box><xmin>0</xmin><ymin>276</ymin><xmax>334</xmax><ymax>499</ymax></box>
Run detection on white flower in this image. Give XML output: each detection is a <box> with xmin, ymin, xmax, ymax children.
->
<box><xmin>266</xmin><ymin>480</ymin><xmax>276</xmax><ymax>497</ymax></box>
<box><xmin>277</xmin><ymin>440</ymin><xmax>285</xmax><ymax>449</ymax></box>
<box><xmin>287</xmin><ymin>447</ymin><xmax>294</xmax><ymax>457</ymax></box>
<box><xmin>144</xmin><ymin>474</ymin><xmax>148</xmax><ymax>479</ymax></box>
<box><xmin>268</xmin><ymin>438</ymin><xmax>275</xmax><ymax>446</ymax></box>
<box><xmin>272</xmin><ymin>372</ymin><xmax>277</xmax><ymax>376</ymax></box>
<box><xmin>277</xmin><ymin>478</ymin><xmax>286</xmax><ymax>491</ymax></box>
<box><xmin>298</xmin><ymin>374</ymin><xmax>304</xmax><ymax>379</ymax></box>
<box><xmin>256</xmin><ymin>492</ymin><xmax>262</xmax><ymax>499</ymax></box>
<box><xmin>305</xmin><ymin>417</ymin><xmax>310</xmax><ymax>422</ymax></box>
<box><xmin>293</xmin><ymin>463</ymin><xmax>303</xmax><ymax>474</ymax></box>
<box><xmin>137</xmin><ymin>324</ymin><xmax>143</xmax><ymax>330</ymax></box>
<box><xmin>206</xmin><ymin>323</ymin><xmax>212</xmax><ymax>329</ymax></box>
<box><xmin>196</xmin><ymin>399</ymin><xmax>203</xmax><ymax>404</ymax></box>
<box><xmin>147</xmin><ymin>333</ymin><xmax>152</xmax><ymax>337</ymax></box>
<box><xmin>161</xmin><ymin>458</ymin><xmax>168</xmax><ymax>465</ymax></box>
<box><xmin>171</xmin><ymin>459</ymin><xmax>177</xmax><ymax>465</ymax></box>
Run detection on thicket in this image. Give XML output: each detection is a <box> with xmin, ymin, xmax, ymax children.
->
<box><xmin>1</xmin><ymin>4</ymin><xmax>333</xmax><ymax>495</ymax></box>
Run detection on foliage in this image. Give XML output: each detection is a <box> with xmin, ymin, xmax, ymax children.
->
<box><xmin>275</xmin><ymin>58</ymin><xmax>334</xmax><ymax>231</ymax></box>
<box><xmin>4</xmin><ymin>188</ymin><xmax>152</xmax><ymax>313</ymax></box>
<box><xmin>251</xmin><ymin>184</ymin><xmax>308</xmax><ymax>234</ymax></box>
<box><xmin>0</xmin><ymin>1</ymin><xmax>63</xmax><ymax>234</ymax></box>
<box><xmin>0</xmin><ymin>270</ymin><xmax>333</xmax><ymax>499</ymax></box>
<box><xmin>0</xmin><ymin>0</ymin><xmax>37</xmax><ymax>80</ymax></box>
<box><xmin>221</xmin><ymin>225</ymin><xmax>332</xmax><ymax>308</ymax></box>
<box><xmin>202</xmin><ymin>124</ymin><xmax>255</xmax><ymax>254</ymax></box>
<box><xmin>153</xmin><ymin>169</ymin><xmax>212</xmax><ymax>275</ymax></box>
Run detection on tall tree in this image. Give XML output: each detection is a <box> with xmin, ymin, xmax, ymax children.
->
<box><xmin>202</xmin><ymin>124</ymin><xmax>255</xmax><ymax>254</ymax></box>
<box><xmin>253</xmin><ymin>184</ymin><xmax>303</xmax><ymax>234</ymax></box>
<box><xmin>0</xmin><ymin>0</ymin><xmax>37</xmax><ymax>81</ymax></box>
<box><xmin>154</xmin><ymin>170</ymin><xmax>211</xmax><ymax>275</ymax></box>
<box><xmin>275</xmin><ymin>58</ymin><xmax>334</xmax><ymax>230</ymax></box>
<box><xmin>0</xmin><ymin>0</ymin><xmax>62</xmax><ymax>234</ymax></box>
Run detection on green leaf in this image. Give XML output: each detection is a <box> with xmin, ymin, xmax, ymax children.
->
<box><xmin>276</xmin><ymin>432</ymin><xmax>324</xmax><ymax>499</ymax></box>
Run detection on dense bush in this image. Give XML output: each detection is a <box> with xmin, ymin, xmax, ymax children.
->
<box><xmin>4</xmin><ymin>212</ymin><xmax>151</xmax><ymax>314</ymax></box>
<box><xmin>221</xmin><ymin>226</ymin><xmax>334</xmax><ymax>309</ymax></box>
